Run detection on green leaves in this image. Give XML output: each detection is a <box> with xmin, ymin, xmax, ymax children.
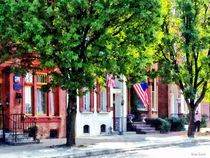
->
<box><xmin>0</xmin><ymin>0</ymin><xmax>162</xmax><ymax>94</ymax></box>
<box><xmin>155</xmin><ymin>0</ymin><xmax>209</xmax><ymax>107</ymax></box>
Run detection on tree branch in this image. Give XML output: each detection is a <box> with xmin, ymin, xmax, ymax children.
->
<box><xmin>195</xmin><ymin>81</ymin><xmax>208</xmax><ymax>107</ymax></box>
<box><xmin>179</xmin><ymin>80</ymin><xmax>190</xmax><ymax>106</ymax></box>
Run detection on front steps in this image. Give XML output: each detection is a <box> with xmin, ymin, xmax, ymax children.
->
<box><xmin>0</xmin><ymin>130</ymin><xmax>39</xmax><ymax>145</ymax></box>
<box><xmin>132</xmin><ymin>122</ymin><xmax>160</xmax><ymax>134</ymax></box>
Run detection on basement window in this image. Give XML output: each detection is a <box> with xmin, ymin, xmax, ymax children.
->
<box><xmin>83</xmin><ymin>125</ymin><xmax>90</xmax><ymax>134</ymax></box>
<box><xmin>100</xmin><ymin>124</ymin><xmax>106</xmax><ymax>133</ymax></box>
<box><xmin>50</xmin><ymin>130</ymin><xmax>58</xmax><ymax>138</ymax></box>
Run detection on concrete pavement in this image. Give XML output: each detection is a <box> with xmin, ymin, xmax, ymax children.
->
<box><xmin>0</xmin><ymin>129</ymin><xmax>210</xmax><ymax>158</ymax></box>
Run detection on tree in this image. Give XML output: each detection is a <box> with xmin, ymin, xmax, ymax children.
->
<box><xmin>154</xmin><ymin>0</ymin><xmax>209</xmax><ymax>137</ymax></box>
<box><xmin>0</xmin><ymin>0</ymin><xmax>161</xmax><ymax>146</ymax></box>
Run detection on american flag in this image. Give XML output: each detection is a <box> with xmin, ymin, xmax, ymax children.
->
<box><xmin>133</xmin><ymin>82</ymin><xmax>149</xmax><ymax>107</ymax></box>
<box><xmin>106</xmin><ymin>74</ymin><xmax>116</xmax><ymax>87</ymax></box>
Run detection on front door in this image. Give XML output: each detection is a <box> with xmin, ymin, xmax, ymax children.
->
<box><xmin>0</xmin><ymin>106</ymin><xmax>3</xmax><ymax>130</ymax></box>
<box><xmin>0</xmin><ymin>71</ymin><xmax>3</xmax><ymax>129</ymax></box>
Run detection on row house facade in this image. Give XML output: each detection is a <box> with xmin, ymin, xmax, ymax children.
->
<box><xmin>0</xmin><ymin>62</ymin><xmax>67</xmax><ymax>140</ymax></box>
<box><xmin>76</xmin><ymin>76</ymin><xmax>128</xmax><ymax>136</ymax></box>
<box><xmin>1</xmin><ymin>61</ymin><xmax>191</xmax><ymax>142</ymax></box>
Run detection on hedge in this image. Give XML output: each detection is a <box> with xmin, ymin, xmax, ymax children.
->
<box><xmin>165</xmin><ymin>117</ymin><xmax>185</xmax><ymax>131</ymax></box>
<box><xmin>200</xmin><ymin>114</ymin><xmax>208</xmax><ymax>128</ymax></box>
<box><xmin>145</xmin><ymin>118</ymin><xmax>171</xmax><ymax>133</ymax></box>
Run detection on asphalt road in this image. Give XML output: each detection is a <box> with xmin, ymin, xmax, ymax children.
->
<box><xmin>89</xmin><ymin>141</ymin><xmax>210</xmax><ymax>158</ymax></box>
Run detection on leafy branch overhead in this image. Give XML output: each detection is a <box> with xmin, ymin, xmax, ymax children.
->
<box><xmin>0</xmin><ymin>0</ymin><xmax>161</xmax><ymax>94</ymax></box>
<box><xmin>0</xmin><ymin>0</ymin><xmax>161</xmax><ymax>146</ymax></box>
<box><xmin>155</xmin><ymin>0</ymin><xmax>209</xmax><ymax>108</ymax></box>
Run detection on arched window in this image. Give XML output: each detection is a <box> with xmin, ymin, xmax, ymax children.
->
<box><xmin>83</xmin><ymin>125</ymin><xmax>90</xmax><ymax>133</ymax></box>
<box><xmin>100</xmin><ymin>124</ymin><xmax>106</xmax><ymax>133</ymax></box>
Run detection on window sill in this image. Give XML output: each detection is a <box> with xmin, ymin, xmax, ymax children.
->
<box><xmin>137</xmin><ymin>108</ymin><xmax>148</xmax><ymax>112</ymax></box>
<box><xmin>81</xmin><ymin>112</ymin><xmax>93</xmax><ymax>114</ymax></box>
<box><xmin>24</xmin><ymin>115</ymin><xmax>62</xmax><ymax>123</ymax></box>
<box><xmin>99</xmin><ymin>111</ymin><xmax>110</xmax><ymax>114</ymax></box>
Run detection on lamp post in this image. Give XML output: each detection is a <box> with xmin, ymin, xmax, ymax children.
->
<box><xmin>118</xmin><ymin>77</ymin><xmax>124</xmax><ymax>135</ymax></box>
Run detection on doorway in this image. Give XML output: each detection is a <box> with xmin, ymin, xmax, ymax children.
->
<box><xmin>0</xmin><ymin>70</ymin><xmax>3</xmax><ymax>130</ymax></box>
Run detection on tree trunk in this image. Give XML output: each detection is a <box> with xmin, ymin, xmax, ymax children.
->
<box><xmin>66</xmin><ymin>92</ymin><xmax>77</xmax><ymax>147</ymax></box>
<box><xmin>187</xmin><ymin>106</ymin><xmax>196</xmax><ymax>138</ymax></box>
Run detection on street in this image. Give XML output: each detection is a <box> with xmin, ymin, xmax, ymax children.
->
<box><xmin>0</xmin><ymin>131</ymin><xmax>210</xmax><ymax>158</ymax></box>
<box><xmin>90</xmin><ymin>141</ymin><xmax>210</xmax><ymax>158</ymax></box>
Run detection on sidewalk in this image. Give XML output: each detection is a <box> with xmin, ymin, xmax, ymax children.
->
<box><xmin>0</xmin><ymin>129</ymin><xmax>210</xmax><ymax>158</ymax></box>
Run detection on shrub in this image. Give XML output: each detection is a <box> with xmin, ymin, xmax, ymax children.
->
<box><xmin>165</xmin><ymin>117</ymin><xmax>185</xmax><ymax>131</ymax></box>
<box><xmin>200</xmin><ymin>114</ymin><xmax>208</xmax><ymax>128</ymax></box>
<box><xmin>145</xmin><ymin>118</ymin><xmax>171</xmax><ymax>133</ymax></box>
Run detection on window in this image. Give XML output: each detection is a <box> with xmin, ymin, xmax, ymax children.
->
<box><xmin>83</xmin><ymin>125</ymin><xmax>90</xmax><ymax>133</ymax></box>
<box><xmin>79</xmin><ymin>88</ymin><xmax>94</xmax><ymax>112</ymax></box>
<box><xmin>37</xmin><ymin>88</ymin><xmax>47</xmax><ymax>114</ymax></box>
<box><xmin>25</xmin><ymin>86</ymin><xmax>32</xmax><ymax>114</ymax></box>
<box><xmin>24</xmin><ymin>72</ymin><xmax>59</xmax><ymax>116</ymax></box>
<box><xmin>84</xmin><ymin>90</ymin><xmax>90</xmax><ymax>112</ymax></box>
<box><xmin>152</xmin><ymin>79</ymin><xmax>156</xmax><ymax>110</ymax></box>
<box><xmin>50</xmin><ymin>130</ymin><xmax>58</xmax><ymax>138</ymax></box>
<box><xmin>25</xmin><ymin>73</ymin><xmax>33</xmax><ymax>83</ymax></box>
<box><xmin>101</xmin><ymin>89</ymin><xmax>107</xmax><ymax>111</ymax></box>
<box><xmin>137</xmin><ymin>98</ymin><xmax>145</xmax><ymax>109</ymax></box>
<box><xmin>37</xmin><ymin>73</ymin><xmax>47</xmax><ymax>84</ymax></box>
<box><xmin>50</xmin><ymin>90</ymin><xmax>54</xmax><ymax>115</ymax></box>
<box><xmin>100</xmin><ymin>124</ymin><xmax>106</xmax><ymax>133</ymax></box>
<box><xmin>96</xmin><ymin>82</ymin><xmax>110</xmax><ymax>112</ymax></box>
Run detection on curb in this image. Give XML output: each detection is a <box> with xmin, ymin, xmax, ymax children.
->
<box><xmin>56</xmin><ymin>138</ymin><xmax>210</xmax><ymax>158</ymax></box>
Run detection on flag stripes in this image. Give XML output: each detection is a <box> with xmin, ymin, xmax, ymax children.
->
<box><xmin>133</xmin><ymin>82</ymin><xmax>149</xmax><ymax>107</ymax></box>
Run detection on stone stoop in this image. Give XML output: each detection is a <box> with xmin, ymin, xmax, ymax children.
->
<box><xmin>0</xmin><ymin>130</ymin><xmax>39</xmax><ymax>145</ymax></box>
<box><xmin>132</xmin><ymin>122</ymin><xmax>160</xmax><ymax>134</ymax></box>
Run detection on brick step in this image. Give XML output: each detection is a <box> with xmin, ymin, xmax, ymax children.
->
<box><xmin>132</xmin><ymin>122</ymin><xmax>146</xmax><ymax>125</ymax></box>
<box><xmin>6</xmin><ymin>136</ymin><xmax>33</xmax><ymax>143</ymax></box>
<box><xmin>7</xmin><ymin>139</ymin><xmax>40</xmax><ymax>145</ymax></box>
<box><xmin>136</xmin><ymin>128</ymin><xmax>159</xmax><ymax>134</ymax></box>
<box><xmin>134</xmin><ymin>124</ymin><xmax>151</xmax><ymax>128</ymax></box>
<box><xmin>136</xmin><ymin>126</ymin><xmax>156</xmax><ymax>130</ymax></box>
<box><xmin>132</xmin><ymin>121</ymin><xmax>160</xmax><ymax>134</ymax></box>
<box><xmin>1</xmin><ymin>131</ymin><xmax>39</xmax><ymax>145</ymax></box>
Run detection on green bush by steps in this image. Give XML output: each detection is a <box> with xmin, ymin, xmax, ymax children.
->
<box><xmin>200</xmin><ymin>114</ymin><xmax>208</xmax><ymax>128</ymax></box>
<box><xmin>165</xmin><ymin>117</ymin><xmax>185</xmax><ymax>131</ymax></box>
<box><xmin>145</xmin><ymin>118</ymin><xmax>171</xmax><ymax>133</ymax></box>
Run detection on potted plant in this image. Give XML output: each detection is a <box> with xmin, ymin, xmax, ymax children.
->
<box><xmin>29</xmin><ymin>125</ymin><xmax>38</xmax><ymax>140</ymax></box>
<box><xmin>127</xmin><ymin>114</ymin><xmax>135</xmax><ymax>131</ymax></box>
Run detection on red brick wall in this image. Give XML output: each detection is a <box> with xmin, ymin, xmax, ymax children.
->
<box><xmin>158</xmin><ymin>80</ymin><xmax>169</xmax><ymax>118</ymax></box>
<box><xmin>3</xmin><ymin>72</ymin><xmax>66</xmax><ymax>139</ymax></box>
<box><xmin>200</xmin><ymin>102</ymin><xmax>210</xmax><ymax>127</ymax></box>
<box><xmin>36</xmin><ymin>90</ymin><xmax>67</xmax><ymax>139</ymax></box>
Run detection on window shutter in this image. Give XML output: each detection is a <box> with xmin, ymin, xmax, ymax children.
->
<box><xmin>79</xmin><ymin>89</ymin><xmax>84</xmax><ymax>112</ymax></box>
<box><xmin>90</xmin><ymin>90</ymin><xmax>94</xmax><ymax>112</ymax></box>
<box><xmin>107</xmin><ymin>87</ymin><xmax>111</xmax><ymax>112</ymax></box>
<box><xmin>96</xmin><ymin>83</ymin><xmax>101</xmax><ymax>112</ymax></box>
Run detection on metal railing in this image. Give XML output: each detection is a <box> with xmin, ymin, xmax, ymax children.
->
<box><xmin>0</xmin><ymin>110</ymin><xmax>37</xmax><ymax>143</ymax></box>
<box><xmin>11</xmin><ymin>114</ymin><xmax>36</xmax><ymax>132</ymax></box>
<box><xmin>0</xmin><ymin>110</ymin><xmax>17</xmax><ymax>142</ymax></box>
<box><xmin>113</xmin><ymin>117</ymin><xmax>127</xmax><ymax>135</ymax></box>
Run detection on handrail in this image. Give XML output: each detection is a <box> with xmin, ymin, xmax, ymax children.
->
<box><xmin>1</xmin><ymin>111</ymin><xmax>37</xmax><ymax>143</ymax></box>
<box><xmin>12</xmin><ymin>114</ymin><xmax>36</xmax><ymax>130</ymax></box>
<box><xmin>11</xmin><ymin>114</ymin><xmax>37</xmax><ymax>140</ymax></box>
<box><xmin>0</xmin><ymin>113</ymin><xmax>17</xmax><ymax>143</ymax></box>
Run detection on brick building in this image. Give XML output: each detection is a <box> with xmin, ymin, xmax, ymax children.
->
<box><xmin>0</xmin><ymin>62</ymin><xmax>66</xmax><ymax>141</ymax></box>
